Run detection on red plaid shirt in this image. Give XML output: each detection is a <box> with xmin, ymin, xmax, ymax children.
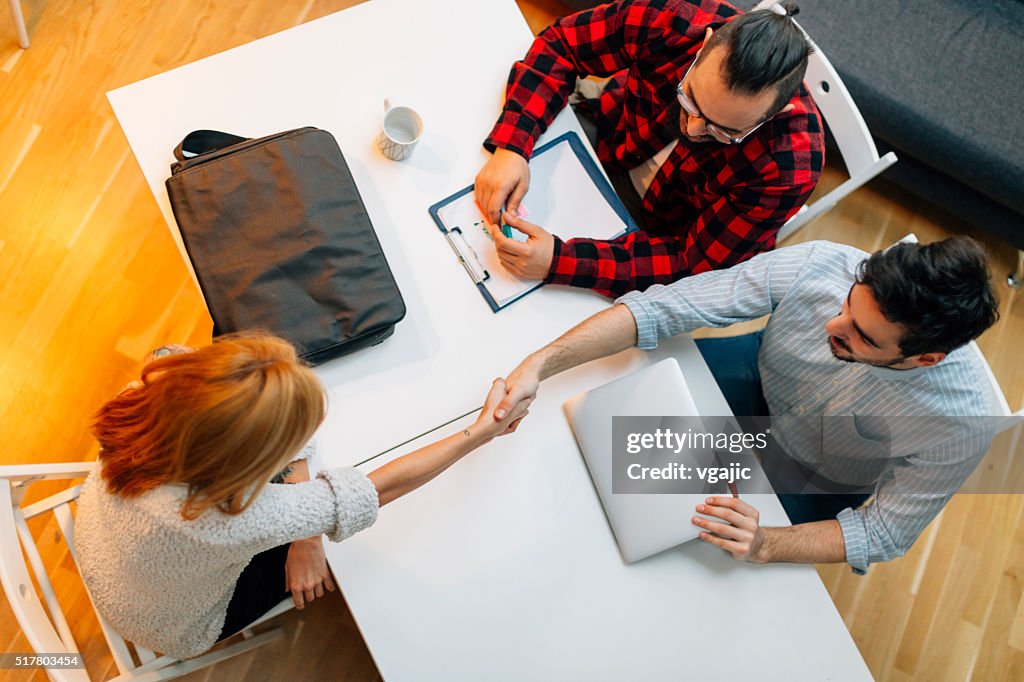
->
<box><xmin>485</xmin><ymin>0</ymin><xmax>825</xmax><ymax>298</ymax></box>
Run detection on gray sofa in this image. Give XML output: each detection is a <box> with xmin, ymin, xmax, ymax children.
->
<box><xmin>796</xmin><ymin>1</ymin><xmax>1024</xmax><ymax>255</ymax></box>
<box><xmin>557</xmin><ymin>0</ymin><xmax>1024</xmax><ymax>279</ymax></box>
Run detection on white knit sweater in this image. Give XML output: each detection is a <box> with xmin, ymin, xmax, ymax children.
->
<box><xmin>75</xmin><ymin>449</ymin><xmax>379</xmax><ymax>660</ymax></box>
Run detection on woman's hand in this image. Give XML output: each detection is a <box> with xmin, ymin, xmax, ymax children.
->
<box><xmin>471</xmin><ymin>378</ymin><xmax>532</xmax><ymax>443</ymax></box>
<box><xmin>367</xmin><ymin>380</ymin><xmax>532</xmax><ymax>507</ymax></box>
<box><xmin>285</xmin><ymin>537</ymin><xmax>335</xmax><ymax>609</ymax></box>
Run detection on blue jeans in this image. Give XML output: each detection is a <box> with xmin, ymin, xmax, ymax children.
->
<box><xmin>694</xmin><ymin>332</ymin><xmax>870</xmax><ymax>525</ymax></box>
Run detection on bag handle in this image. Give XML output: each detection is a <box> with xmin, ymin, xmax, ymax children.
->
<box><xmin>173</xmin><ymin>130</ymin><xmax>250</xmax><ymax>161</ymax></box>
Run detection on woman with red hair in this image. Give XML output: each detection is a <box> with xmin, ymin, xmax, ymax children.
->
<box><xmin>75</xmin><ymin>332</ymin><xmax>528</xmax><ymax>660</ymax></box>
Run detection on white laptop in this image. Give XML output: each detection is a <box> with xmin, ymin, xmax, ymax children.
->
<box><xmin>564</xmin><ymin>358</ymin><xmax>724</xmax><ymax>563</ymax></box>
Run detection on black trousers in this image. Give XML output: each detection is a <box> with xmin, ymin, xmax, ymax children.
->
<box><xmin>218</xmin><ymin>543</ymin><xmax>291</xmax><ymax>640</ymax></box>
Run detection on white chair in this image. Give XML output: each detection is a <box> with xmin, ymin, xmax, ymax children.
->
<box><xmin>0</xmin><ymin>463</ymin><xmax>294</xmax><ymax>681</ymax></box>
<box><xmin>752</xmin><ymin>0</ymin><xmax>898</xmax><ymax>242</ymax></box>
<box><xmin>6</xmin><ymin>0</ymin><xmax>30</xmax><ymax>48</ymax></box>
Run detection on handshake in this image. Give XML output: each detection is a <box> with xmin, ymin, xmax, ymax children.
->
<box><xmin>468</xmin><ymin>303</ymin><xmax>638</xmax><ymax>443</ymax></box>
<box><xmin>469</xmin><ymin>355</ymin><xmax>543</xmax><ymax>443</ymax></box>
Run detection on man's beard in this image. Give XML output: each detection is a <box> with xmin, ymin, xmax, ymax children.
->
<box><xmin>828</xmin><ymin>336</ymin><xmax>906</xmax><ymax>368</ymax></box>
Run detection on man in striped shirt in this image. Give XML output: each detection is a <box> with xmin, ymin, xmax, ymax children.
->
<box><xmin>495</xmin><ymin>238</ymin><xmax>1000</xmax><ymax>573</ymax></box>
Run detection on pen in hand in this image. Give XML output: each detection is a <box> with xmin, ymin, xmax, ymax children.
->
<box><xmin>498</xmin><ymin>205</ymin><xmax>513</xmax><ymax>239</ymax></box>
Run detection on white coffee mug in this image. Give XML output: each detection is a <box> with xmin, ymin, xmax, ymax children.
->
<box><xmin>377</xmin><ymin>98</ymin><xmax>423</xmax><ymax>161</ymax></box>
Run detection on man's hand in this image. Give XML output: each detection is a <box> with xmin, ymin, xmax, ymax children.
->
<box><xmin>475</xmin><ymin>148</ymin><xmax>530</xmax><ymax>224</ymax></box>
<box><xmin>692</xmin><ymin>496</ymin><xmax>768</xmax><ymax>562</ymax></box>
<box><xmin>285</xmin><ymin>537</ymin><xmax>336</xmax><ymax>610</ymax></box>
<box><xmin>494</xmin><ymin>356</ymin><xmax>543</xmax><ymax>421</ymax></box>
<box><xmin>489</xmin><ymin>212</ymin><xmax>555</xmax><ymax>281</ymax></box>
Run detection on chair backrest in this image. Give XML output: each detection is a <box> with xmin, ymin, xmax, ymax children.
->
<box><xmin>751</xmin><ymin>1</ymin><xmax>880</xmax><ymax>177</ymax></box>
<box><xmin>0</xmin><ymin>464</ymin><xmax>94</xmax><ymax>682</ymax></box>
<box><xmin>798</xmin><ymin>27</ymin><xmax>879</xmax><ymax>177</ymax></box>
<box><xmin>751</xmin><ymin>2</ymin><xmax>897</xmax><ymax>242</ymax></box>
<box><xmin>1</xmin><ymin>463</ymin><xmax>298</xmax><ymax>681</ymax></box>
<box><xmin>0</xmin><ymin>464</ymin><xmax>171</xmax><ymax>680</ymax></box>
<box><xmin>965</xmin><ymin>341</ymin><xmax>1013</xmax><ymax>421</ymax></box>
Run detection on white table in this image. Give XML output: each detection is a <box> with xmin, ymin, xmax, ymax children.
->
<box><xmin>108</xmin><ymin>0</ymin><xmax>613</xmax><ymax>465</ymax></box>
<box><xmin>107</xmin><ymin>0</ymin><xmax>872</xmax><ymax>679</ymax></box>
<box><xmin>331</xmin><ymin>336</ymin><xmax>875</xmax><ymax>681</ymax></box>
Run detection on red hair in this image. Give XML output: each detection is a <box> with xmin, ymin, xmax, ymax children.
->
<box><xmin>92</xmin><ymin>332</ymin><xmax>325</xmax><ymax>519</ymax></box>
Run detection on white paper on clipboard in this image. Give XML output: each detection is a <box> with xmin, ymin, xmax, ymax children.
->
<box><xmin>431</xmin><ymin>133</ymin><xmax>635</xmax><ymax>311</ymax></box>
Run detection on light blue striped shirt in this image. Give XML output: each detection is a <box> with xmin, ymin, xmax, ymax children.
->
<box><xmin>618</xmin><ymin>241</ymin><xmax>994</xmax><ymax>573</ymax></box>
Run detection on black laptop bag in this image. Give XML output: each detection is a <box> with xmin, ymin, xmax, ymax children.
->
<box><xmin>165</xmin><ymin>127</ymin><xmax>406</xmax><ymax>365</ymax></box>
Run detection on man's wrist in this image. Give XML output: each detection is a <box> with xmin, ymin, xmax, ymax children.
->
<box><xmin>754</xmin><ymin>527</ymin><xmax>776</xmax><ymax>563</ymax></box>
<box><xmin>543</xmin><ymin>235</ymin><xmax>563</xmax><ymax>284</ymax></box>
<box><xmin>525</xmin><ymin>350</ymin><xmax>551</xmax><ymax>383</ymax></box>
<box><xmin>493</xmin><ymin>147</ymin><xmax>525</xmax><ymax>162</ymax></box>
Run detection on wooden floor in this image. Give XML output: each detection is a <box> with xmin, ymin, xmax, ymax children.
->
<box><xmin>1</xmin><ymin>0</ymin><xmax>1021</xmax><ymax>680</ymax></box>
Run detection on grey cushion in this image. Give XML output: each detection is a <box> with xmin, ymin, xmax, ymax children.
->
<box><xmin>797</xmin><ymin>0</ymin><xmax>1024</xmax><ymax>215</ymax></box>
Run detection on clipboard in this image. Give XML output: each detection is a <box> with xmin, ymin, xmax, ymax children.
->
<box><xmin>428</xmin><ymin>131</ymin><xmax>638</xmax><ymax>312</ymax></box>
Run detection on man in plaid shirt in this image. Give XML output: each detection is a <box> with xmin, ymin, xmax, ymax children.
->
<box><xmin>475</xmin><ymin>0</ymin><xmax>825</xmax><ymax>298</ymax></box>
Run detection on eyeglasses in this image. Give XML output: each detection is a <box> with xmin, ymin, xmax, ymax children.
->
<box><xmin>676</xmin><ymin>55</ymin><xmax>768</xmax><ymax>145</ymax></box>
